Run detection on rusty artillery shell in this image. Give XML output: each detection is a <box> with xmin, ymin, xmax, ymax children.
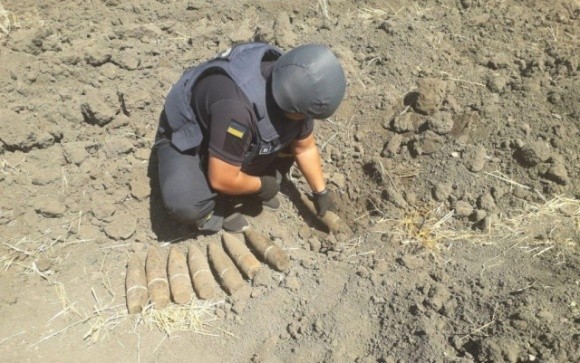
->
<box><xmin>208</xmin><ymin>242</ymin><xmax>246</xmax><ymax>295</ymax></box>
<box><xmin>300</xmin><ymin>194</ymin><xmax>352</xmax><ymax>236</ymax></box>
<box><xmin>125</xmin><ymin>253</ymin><xmax>149</xmax><ymax>314</ymax></box>
<box><xmin>168</xmin><ymin>247</ymin><xmax>193</xmax><ymax>304</ymax></box>
<box><xmin>146</xmin><ymin>246</ymin><xmax>170</xmax><ymax>309</ymax></box>
<box><xmin>243</xmin><ymin>229</ymin><xmax>290</xmax><ymax>271</ymax></box>
<box><xmin>187</xmin><ymin>244</ymin><xmax>216</xmax><ymax>300</ymax></box>
<box><xmin>222</xmin><ymin>232</ymin><xmax>261</xmax><ymax>279</ymax></box>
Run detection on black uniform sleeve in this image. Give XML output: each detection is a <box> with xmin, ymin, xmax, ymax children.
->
<box><xmin>296</xmin><ymin>116</ymin><xmax>314</xmax><ymax>140</ymax></box>
<box><xmin>192</xmin><ymin>71</ymin><xmax>257</xmax><ymax>166</ymax></box>
<box><xmin>207</xmin><ymin>100</ymin><xmax>254</xmax><ymax>166</ymax></box>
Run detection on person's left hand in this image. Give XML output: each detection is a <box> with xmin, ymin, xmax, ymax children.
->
<box><xmin>312</xmin><ymin>189</ymin><xmax>335</xmax><ymax>217</ymax></box>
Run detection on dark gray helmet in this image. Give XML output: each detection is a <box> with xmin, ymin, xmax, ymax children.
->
<box><xmin>272</xmin><ymin>44</ymin><xmax>346</xmax><ymax>119</ymax></box>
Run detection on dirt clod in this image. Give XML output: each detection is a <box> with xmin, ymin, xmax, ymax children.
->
<box><xmin>454</xmin><ymin>201</ymin><xmax>474</xmax><ymax>218</ymax></box>
<box><xmin>414</xmin><ymin>78</ymin><xmax>447</xmax><ymax>115</ymax></box>
<box><xmin>516</xmin><ymin>141</ymin><xmax>551</xmax><ymax>167</ymax></box>
<box><xmin>433</xmin><ymin>182</ymin><xmax>453</xmax><ymax>202</ymax></box>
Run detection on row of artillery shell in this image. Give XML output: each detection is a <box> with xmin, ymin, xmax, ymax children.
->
<box><xmin>125</xmin><ymin>231</ymin><xmax>291</xmax><ymax>313</ymax></box>
<box><xmin>208</xmin><ymin>231</ymin><xmax>290</xmax><ymax>296</ymax></box>
<box><xmin>125</xmin><ymin>245</ymin><xmax>218</xmax><ymax>313</ymax></box>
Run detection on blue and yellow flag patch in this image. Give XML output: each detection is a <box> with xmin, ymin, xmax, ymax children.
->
<box><xmin>226</xmin><ymin>120</ymin><xmax>246</xmax><ymax>139</ymax></box>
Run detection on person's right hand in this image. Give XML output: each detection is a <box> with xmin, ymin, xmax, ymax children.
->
<box><xmin>257</xmin><ymin>175</ymin><xmax>280</xmax><ymax>201</ymax></box>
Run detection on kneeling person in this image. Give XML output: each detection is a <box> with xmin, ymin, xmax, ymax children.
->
<box><xmin>155</xmin><ymin>43</ymin><xmax>346</xmax><ymax>233</ymax></box>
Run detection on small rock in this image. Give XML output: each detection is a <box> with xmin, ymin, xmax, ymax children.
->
<box><xmin>391</xmin><ymin>112</ymin><xmax>413</xmax><ymax>133</ymax></box>
<box><xmin>536</xmin><ymin>309</ymin><xmax>553</xmax><ymax>321</ymax></box>
<box><xmin>433</xmin><ymin>182</ymin><xmax>453</xmax><ymax>202</ymax></box>
<box><xmin>85</xmin><ymin>44</ymin><xmax>113</xmax><ymax>66</ymax></box>
<box><xmin>250</xmin><ymin>289</ymin><xmax>263</xmax><ymax>298</ymax></box>
<box><xmin>284</xmin><ymin>277</ymin><xmax>300</xmax><ymax>291</ymax></box>
<box><xmin>486</xmin><ymin>74</ymin><xmax>508</xmax><ymax>93</ymax></box>
<box><xmin>426</xmin><ymin>283</ymin><xmax>450</xmax><ymax>311</ymax></box>
<box><xmin>359</xmin><ymin>356</ymin><xmax>376</xmax><ymax>363</ymax></box>
<box><xmin>516</xmin><ymin>141</ymin><xmax>551</xmax><ymax>167</ymax></box>
<box><xmin>113</xmin><ymin>49</ymin><xmax>140</xmax><ymax>70</ymax></box>
<box><xmin>473</xmin><ymin>209</ymin><xmax>488</xmax><ymax>222</ymax></box>
<box><xmin>463</xmin><ymin>145</ymin><xmax>487</xmax><ymax>172</ymax></box>
<box><xmin>382</xmin><ymin>186</ymin><xmax>408</xmax><ymax>209</ymax></box>
<box><xmin>356</xmin><ymin>266</ymin><xmax>370</xmax><ymax>278</ymax></box>
<box><xmin>253</xmin><ymin>267</ymin><xmax>272</xmax><ymax>287</ymax></box>
<box><xmin>427</xmin><ymin>113</ymin><xmax>454</xmax><ymax>135</ymax></box>
<box><xmin>477</xmin><ymin>193</ymin><xmax>496</xmax><ymax>211</ymax></box>
<box><xmin>414</xmin><ymin>78</ymin><xmax>447</xmax><ymax>115</ymax></box>
<box><xmin>455</xmin><ymin>201</ymin><xmax>474</xmax><ymax>217</ymax></box>
<box><xmin>330</xmin><ymin>146</ymin><xmax>343</xmax><ymax>162</ymax></box>
<box><xmin>411</xmin><ymin>114</ymin><xmax>429</xmax><ymax>133</ymax></box>
<box><xmin>35</xmin><ymin>256</ymin><xmax>52</xmax><ymax>272</ymax></box>
<box><xmin>215</xmin><ymin>308</ymin><xmax>226</xmax><ymax>319</ymax></box>
<box><xmin>92</xmin><ymin>203</ymin><xmax>116</xmax><ymax>223</ymax></box>
<box><xmin>543</xmin><ymin>163</ymin><xmax>569</xmax><ymax>185</ymax></box>
<box><xmin>100</xmin><ymin>63</ymin><xmax>119</xmax><ymax>80</ymax></box>
<box><xmin>134</xmin><ymin>148</ymin><xmax>150</xmax><ymax>161</ymax></box>
<box><xmin>34</xmin><ymin>196</ymin><xmax>66</xmax><ymax>218</ymax></box>
<box><xmin>62</xmin><ymin>142</ymin><xmax>89</xmax><ymax>165</ymax></box>
<box><xmin>298</xmin><ymin>225</ymin><xmax>311</xmax><ymax>239</ymax></box>
<box><xmin>398</xmin><ymin>255</ymin><xmax>423</xmax><ymax>270</ymax></box>
<box><xmin>308</xmin><ymin>237</ymin><xmax>321</xmax><ymax>252</ymax></box>
<box><xmin>329</xmin><ymin>172</ymin><xmax>347</xmax><ymax>189</ymax></box>
<box><xmin>104</xmin><ymin>137</ymin><xmax>133</xmax><ymax>157</ymax></box>
<box><xmin>0</xmin><ymin>110</ymin><xmax>60</xmax><ymax>152</ymax></box>
<box><xmin>411</xmin><ymin>131</ymin><xmax>445</xmax><ymax>155</ymax></box>
<box><xmin>373</xmin><ymin>260</ymin><xmax>389</xmax><ymax>274</ymax></box>
<box><xmin>478</xmin><ymin>338</ymin><xmax>521</xmax><ymax>363</ymax></box>
<box><xmin>31</xmin><ymin>168</ymin><xmax>61</xmax><ymax>186</ymax></box>
<box><xmin>130</xmin><ymin>179</ymin><xmax>150</xmax><ymax>200</ymax></box>
<box><xmin>104</xmin><ymin>212</ymin><xmax>136</xmax><ymax>240</ymax></box>
<box><xmin>410</xmin><ymin>303</ymin><xmax>426</xmax><ymax>316</ymax></box>
<box><xmin>381</xmin><ymin>133</ymin><xmax>403</xmax><ymax>156</ymax></box>
<box><xmin>404</xmin><ymin>191</ymin><xmax>417</xmax><ymax>205</ymax></box>
<box><xmin>382</xmin><ymin>109</ymin><xmax>397</xmax><ymax>129</ymax></box>
<box><xmin>80</xmin><ymin>88</ymin><xmax>119</xmax><ymax>126</ymax></box>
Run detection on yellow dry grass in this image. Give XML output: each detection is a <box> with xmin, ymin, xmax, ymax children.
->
<box><xmin>358</xmin><ymin>5</ymin><xmax>405</xmax><ymax>22</ymax></box>
<box><xmin>141</xmin><ymin>300</ymin><xmax>223</xmax><ymax>336</ymax></box>
<box><xmin>373</xmin><ymin>196</ymin><xmax>579</xmax><ymax>252</ymax></box>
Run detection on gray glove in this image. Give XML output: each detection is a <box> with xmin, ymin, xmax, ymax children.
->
<box><xmin>257</xmin><ymin>175</ymin><xmax>280</xmax><ymax>201</ymax></box>
<box><xmin>312</xmin><ymin>189</ymin><xmax>335</xmax><ymax>217</ymax></box>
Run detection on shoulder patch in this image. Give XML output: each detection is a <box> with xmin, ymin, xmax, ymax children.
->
<box><xmin>226</xmin><ymin>119</ymin><xmax>247</xmax><ymax>139</ymax></box>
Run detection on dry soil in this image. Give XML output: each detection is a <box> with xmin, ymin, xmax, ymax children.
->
<box><xmin>0</xmin><ymin>1</ymin><xmax>578</xmax><ymax>362</ymax></box>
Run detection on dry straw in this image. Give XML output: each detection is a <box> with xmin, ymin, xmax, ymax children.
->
<box><xmin>373</xmin><ymin>195</ymin><xmax>578</xmax><ymax>252</ymax></box>
<box><xmin>0</xmin><ymin>3</ymin><xmax>14</xmax><ymax>34</ymax></box>
<box><xmin>358</xmin><ymin>5</ymin><xmax>405</xmax><ymax>21</ymax></box>
<box><xmin>0</xmin><ymin>3</ymin><xmax>45</xmax><ymax>35</ymax></box>
<box><xmin>141</xmin><ymin>300</ymin><xmax>223</xmax><ymax>337</ymax></box>
<box><xmin>499</xmin><ymin>195</ymin><xmax>579</xmax><ymax>243</ymax></box>
<box><xmin>318</xmin><ymin>0</ymin><xmax>330</xmax><ymax>20</ymax></box>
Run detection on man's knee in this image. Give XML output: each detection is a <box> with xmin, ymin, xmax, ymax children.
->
<box><xmin>163</xmin><ymin>194</ymin><xmax>214</xmax><ymax>226</ymax></box>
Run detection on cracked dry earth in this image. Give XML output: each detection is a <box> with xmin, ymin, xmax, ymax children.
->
<box><xmin>0</xmin><ymin>1</ymin><xmax>578</xmax><ymax>362</ymax></box>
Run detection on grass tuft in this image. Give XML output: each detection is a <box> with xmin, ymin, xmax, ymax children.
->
<box><xmin>142</xmin><ymin>300</ymin><xmax>223</xmax><ymax>336</ymax></box>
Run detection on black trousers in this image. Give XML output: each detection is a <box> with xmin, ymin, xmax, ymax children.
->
<box><xmin>156</xmin><ymin>135</ymin><xmax>226</xmax><ymax>231</ymax></box>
